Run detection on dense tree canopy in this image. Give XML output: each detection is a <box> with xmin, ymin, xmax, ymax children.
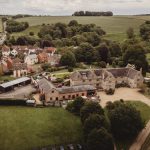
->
<box><xmin>123</xmin><ymin>44</ymin><xmax>148</xmax><ymax>74</ymax></box>
<box><xmin>140</xmin><ymin>21</ymin><xmax>150</xmax><ymax>40</ymax></box>
<box><xmin>73</xmin><ymin>11</ymin><xmax>113</xmax><ymax>16</ymax></box>
<box><xmin>107</xmin><ymin>101</ymin><xmax>144</xmax><ymax>140</ymax></box>
<box><xmin>6</xmin><ymin>20</ymin><xmax>29</xmax><ymax>33</ymax></box>
<box><xmin>86</xmin><ymin>128</ymin><xmax>114</xmax><ymax>150</ymax></box>
<box><xmin>60</xmin><ymin>51</ymin><xmax>76</xmax><ymax>67</ymax></box>
<box><xmin>83</xmin><ymin>114</ymin><xmax>108</xmax><ymax>139</ymax></box>
<box><xmin>80</xmin><ymin>101</ymin><xmax>104</xmax><ymax>123</ymax></box>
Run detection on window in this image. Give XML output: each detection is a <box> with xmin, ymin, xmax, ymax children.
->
<box><xmin>89</xmin><ymin>79</ymin><xmax>92</xmax><ymax>82</ymax></box>
<box><xmin>72</xmin><ymin>95</ymin><xmax>75</xmax><ymax>99</ymax></box>
<box><xmin>76</xmin><ymin>94</ymin><xmax>79</xmax><ymax>97</ymax></box>
<box><xmin>83</xmin><ymin>80</ymin><xmax>85</xmax><ymax>82</ymax></box>
<box><xmin>50</xmin><ymin>98</ymin><xmax>53</xmax><ymax>100</ymax></box>
<box><xmin>52</xmin><ymin>91</ymin><xmax>54</xmax><ymax>93</ymax></box>
<box><xmin>56</xmin><ymin>97</ymin><xmax>58</xmax><ymax>100</ymax></box>
<box><xmin>63</xmin><ymin>96</ymin><xmax>65</xmax><ymax>99</ymax></box>
<box><xmin>82</xmin><ymin>93</ymin><xmax>84</xmax><ymax>96</ymax></box>
<box><xmin>68</xmin><ymin>95</ymin><xmax>71</xmax><ymax>99</ymax></box>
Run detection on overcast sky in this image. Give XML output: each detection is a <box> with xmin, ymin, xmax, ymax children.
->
<box><xmin>0</xmin><ymin>0</ymin><xmax>149</xmax><ymax>15</ymax></box>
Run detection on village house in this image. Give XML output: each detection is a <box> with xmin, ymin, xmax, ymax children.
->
<box><xmin>48</xmin><ymin>54</ymin><xmax>61</xmax><ymax>66</ymax></box>
<box><xmin>2</xmin><ymin>45</ymin><xmax>10</xmax><ymax>57</ymax></box>
<box><xmin>38</xmin><ymin>52</ymin><xmax>49</xmax><ymax>63</ymax></box>
<box><xmin>13</xmin><ymin>58</ymin><xmax>28</xmax><ymax>77</ymax></box>
<box><xmin>44</xmin><ymin>47</ymin><xmax>56</xmax><ymax>56</ymax></box>
<box><xmin>70</xmin><ymin>67</ymin><xmax>144</xmax><ymax>91</ymax></box>
<box><xmin>37</xmin><ymin>78</ymin><xmax>96</xmax><ymax>103</ymax></box>
<box><xmin>24</xmin><ymin>54</ymin><xmax>38</xmax><ymax>65</ymax></box>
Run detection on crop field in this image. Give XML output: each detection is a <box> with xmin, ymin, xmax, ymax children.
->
<box><xmin>14</xmin><ymin>15</ymin><xmax>150</xmax><ymax>41</ymax></box>
<box><xmin>0</xmin><ymin>107</ymin><xmax>83</xmax><ymax>150</ymax></box>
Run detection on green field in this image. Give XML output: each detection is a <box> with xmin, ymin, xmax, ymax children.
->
<box><xmin>0</xmin><ymin>107</ymin><xmax>83</xmax><ymax>150</ymax></box>
<box><xmin>0</xmin><ymin>17</ymin><xmax>2</xmax><ymax>32</ymax></box>
<box><xmin>13</xmin><ymin>15</ymin><xmax>150</xmax><ymax>42</ymax></box>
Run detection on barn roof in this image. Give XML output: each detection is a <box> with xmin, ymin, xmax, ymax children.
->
<box><xmin>0</xmin><ymin>77</ymin><xmax>31</xmax><ymax>88</ymax></box>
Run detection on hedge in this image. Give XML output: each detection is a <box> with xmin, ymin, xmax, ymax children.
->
<box><xmin>0</xmin><ymin>99</ymin><xmax>27</xmax><ymax>106</ymax></box>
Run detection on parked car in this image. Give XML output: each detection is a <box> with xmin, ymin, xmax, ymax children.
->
<box><xmin>67</xmin><ymin>144</ymin><xmax>74</xmax><ymax>150</ymax></box>
<box><xmin>60</xmin><ymin>146</ymin><xmax>65</xmax><ymax>150</ymax></box>
<box><xmin>77</xmin><ymin>144</ymin><xmax>82</xmax><ymax>150</ymax></box>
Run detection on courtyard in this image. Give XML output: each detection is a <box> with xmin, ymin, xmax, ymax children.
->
<box><xmin>99</xmin><ymin>88</ymin><xmax>150</xmax><ymax>107</ymax></box>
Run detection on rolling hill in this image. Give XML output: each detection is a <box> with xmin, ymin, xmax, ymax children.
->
<box><xmin>12</xmin><ymin>15</ymin><xmax>150</xmax><ymax>42</ymax></box>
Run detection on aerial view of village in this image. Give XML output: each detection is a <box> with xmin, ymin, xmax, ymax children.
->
<box><xmin>0</xmin><ymin>0</ymin><xmax>150</xmax><ymax>150</ymax></box>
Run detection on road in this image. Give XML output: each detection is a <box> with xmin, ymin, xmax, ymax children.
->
<box><xmin>129</xmin><ymin>121</ymin><xmax>150</xmax><ymax>150</ymax></box>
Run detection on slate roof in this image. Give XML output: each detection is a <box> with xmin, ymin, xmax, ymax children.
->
<box><xmin>57</xmin><ymin>85</ymin><xmax>96</xmax><ymax>94</ymax></box>
<box><xmin>38</xmin><ymin>78</ymin><xmax>55</xmax><ymax>93</ymax></box>
<box><xmin>38</xmin><ymin>78</ymin><xmax>96</xmax><ymax>94</ymax></box>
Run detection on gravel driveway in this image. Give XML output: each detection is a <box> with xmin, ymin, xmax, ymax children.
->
<box><xmin>98</xmin><ymin>87</ymin><xmax>150</xmax><ymax>107</ymax></box>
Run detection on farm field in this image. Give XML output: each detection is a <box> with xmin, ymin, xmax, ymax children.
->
<box><xmin>0</xmin><ymin>107</ymin><xmax>83</xmax><ymax>150</ymax></box>
<box><xmin>13</xmin><ymin>15</ymin><xmax>150</xmax><ymax>41</ymax></box>
<box><xmin>0</xmin><ymin>17</ymin><xmax>2</xmax><ymax>32</ymax></box>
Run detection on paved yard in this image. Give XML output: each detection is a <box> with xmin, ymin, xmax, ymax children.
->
<box><xmin>0</xmin><ymin>85</ymin><xmax>36</xmax><ymax>99</ymax></box>
<box><xmin>98</xmin><ymin>88</ymin><xmax>150</xmax><ymax>107</ymax></box>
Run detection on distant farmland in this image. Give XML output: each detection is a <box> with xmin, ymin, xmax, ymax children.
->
<box><xmin>0</xmin><ymin>17</ymin><xmax>2</xmax><ymax>32</ymax></box>
<box><xmin>14</xmin><ymin>15</ymin><xmax>150</xmax><ymax>41</ymax></box>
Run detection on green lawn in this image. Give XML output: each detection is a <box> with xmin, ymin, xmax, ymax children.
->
<box><xmin>14</xmin><ymin>15</ymin><xmax>150</xmax><ymax>42</ymax></box>
<box><xmin>0</xmin><ymin>107</ymin><xmax>83</xmax><ymax>150</ymax></box>
<box><xmin>146</xmin><ymin>53</ymin><xmax>150</xmax><ymax>65</ymax></box>
<box><xmin>0</xmin><ymin>75</ymin><xmax>16</xmax><ymax>82</ymax></box>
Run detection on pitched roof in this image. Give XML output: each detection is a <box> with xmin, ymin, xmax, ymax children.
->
<box><xmin>38</xmin><ymin>78</ymin><xmax>55</xmax><ymax>93</ymax></box>
<box><xmin>13</xmin><ymin>63</ymin><xmax>27</xmax><ymax>70</ymax></box>
<box><xmin>57</xmin><ymin>85</ymin><xmax>96</xmax><ymax>94</ymax></box>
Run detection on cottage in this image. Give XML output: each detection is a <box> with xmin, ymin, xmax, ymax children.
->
<box><xmin>2</xmin><ymin>45</ymin><xmax>10</xmax><ymax>57</ymax></box>
<box><xmin>38</xmin><ymin>52</ymin><xmax>49</xmax><ymax>63</ymax></box>
<box><xmin>44</xmin><ymin>47</ymin><xmax>56</xmax><ymax>56</ymax></box>
<box><xmin>13</xmin><ymin>62</ymin><xmax>28</xmax><ymax>77</ymax></box>
<box><xmin>48</xmin><ymin>54</ymin><xmax>61</xmax><ymax>66</ymax></box>
<box><xmin>37</xmin><ymin>78</ymin><xmax>96</xmax><ymax>103</ymax></box>
<box><xmin>24</xmin><ymin>54</ymin><xmax>38</xmax><ymax>65</ymax></box>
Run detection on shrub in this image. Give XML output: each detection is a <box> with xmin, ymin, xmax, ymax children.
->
<box><xmin>105</xmin><ymin>89</ymin><xmax>115</xmax><ymax>95</ymax></box>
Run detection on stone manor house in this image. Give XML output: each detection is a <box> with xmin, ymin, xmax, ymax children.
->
<box><xmin>37</xmin><ymin>66</ymin><xmax>144</xmax><ymax>103</ymax></box>
<box><xmin>70</xmin><ymin>67</ymin><xmax>144</xmax><ymax>91</ymax></box>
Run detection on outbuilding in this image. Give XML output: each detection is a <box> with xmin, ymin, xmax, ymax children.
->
<box><xmin>0</xmin><ymin>77</ymin><xmax>31</xmax><ymax>93</ymax></box>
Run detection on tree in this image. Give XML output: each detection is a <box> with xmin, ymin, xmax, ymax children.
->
<box><xmin>83</xmin><ymin>114</ymin><xmax>109</xmax><ymax>139</ymax></box>
<box><xmin>60</xmin><ymin>51</ymin><xmax>76</xmax><ymax>67</ymax></box>
<box><xmin>29</xmin><ymin>32</ymin><xmax>34</xmax><ymax>36</ymax></box>
<box><xmin>109</xmin><ymin>42</ymin><xmax>122</xmax><ymax>57</ymax></box>
<box><xmin>80</xmin><ymin>101</ymin><xmax>104</xmax><ymax>123</ymax></box>
<box><xmin>107</xmin><ymin>101</ymin><xmax>144</xmax><ymax>140</ymax></box>
<box><xmin>123</xmin><ymin>44</ymin><xmax>148</xmax><ymax>75</ymax></box>
<box><xmin>87</xmin><ymin>128</ymin><xmax>114</xmax><ymax>150</ymax></box>
<box><xmin>96</xmin><ymin>43</ymin><xmax>111</xmax><ymax>63</ymax></box>
<box><xmin>68</xmin><ymin>20</ymin><xmax>78</xmax><ymax>26</ymax></box>
<box><xmin>75</xmin><ymin>42</ymin><xmax>94</xmax><ymax>64</ymax></box>
<box><xmin>126</xmin><ymin>27</ymin><xmax>135</xmax><ymax>39</ymax></box>
<box><xmin>66</xmin><ymin>97</ymin><xmax>85</xmax><ymax>115</ymax></box>
<box><xmin>140</xmin><ymin>21</ymin><xmax>150</xmax><ymax>40</ymax></box>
